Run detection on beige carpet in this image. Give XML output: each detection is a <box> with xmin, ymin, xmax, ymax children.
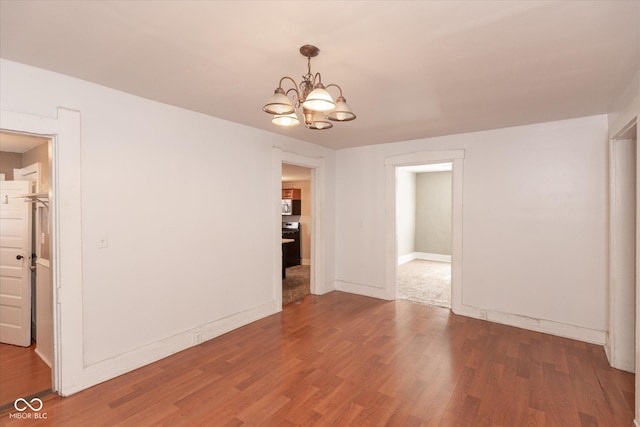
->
<box><xmin>397</xmin><ymin>259</ymin><xmax>451</xmax><ymax>308</ymax></box>
<box><xmin>282</xmin><ymin>265</ymin><xmax>310</xmax><ymax>305</ymax></box>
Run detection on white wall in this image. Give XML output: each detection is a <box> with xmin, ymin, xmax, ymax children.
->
<box><xmin>396</xmin><ymin>170</ymin><xmax>415</xmax><ymax>258</ymax></box>
<box><xmin>415</xmin><ymin>171</ymin><xmax>452</xmax><ymax>256</ymax></box>
<box><xmin>336</xmin><ymin>115</ymin><xmax>609</xmax><ymax>340</ymax></box>
<box><xmin>0</xmin><ymin>59</ymin><xmax>335</xmax><ymax>392</ymax></box>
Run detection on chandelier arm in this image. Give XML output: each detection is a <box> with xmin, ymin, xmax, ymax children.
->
<box><xmin>285</xmin><ymin>88</ymin><xmax>301</xmax><ymax>108</ymax></box>
<box><xmin>279</xmin><ymin>76</ymin><xmax>299</xmax><ymax>91</ymax></box>
<box><xmin>312</xmin><ymin>72</ymin><xmax>323</xmax><ymax>85</ymax></box>
<box><xmin>324</xmin><ymin>84</ymin><xmax>344</xmax><ymax>97</ymax></box>
<box><xmin>278</xmin><ymin>76</ymin><xmax>301</xmax><ymax>105</ymax></box>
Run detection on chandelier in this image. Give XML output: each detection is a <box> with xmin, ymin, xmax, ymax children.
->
<box><xmin>262</xmin><ymin>45</ymin><xmax>356</xmax><ymax>130</ymax></box>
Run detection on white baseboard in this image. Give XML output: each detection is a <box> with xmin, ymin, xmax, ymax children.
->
<box><xmin>61</xmin><ymin>300</ymin><xmax>279</xmax><ymax>396</ymax></box>
<box><xmin>415</xmin><ymin>252</ymin><xmax>451</xmax><ymax>263</ymax></box>
<box><xmin>332</xmin><ymin>279</ymin><xmax>606</xmax><ymax>345</ymax></box>
<box><xmin>454</xmin><ymin>304</ymin><xmax>606</xmax><ymax>345</ymax></box>
<box><xmin>301</xmin><ymin>258</ymin><xmax>311</xmax><ymax>266</ymax></box>
<box><xmin>635</xmin><ymin>418</ymin><xmax>639</xmax><ymax>427</ymax></box>
<box><xmin>397</xmin><ymin>252</ymin><xmax>451</xmax><ymax>265</ymax></box>
<box><xmin>312</xmin><ymin>281</ymin><xmax>335</xmax><ymax>296</ymax></box>
<box><xmin>34</xmin><ymin>347</ymin><xmax>52</xmax><ymax>368</ymax></box>
<box><xmin>397</xmin><ymin>253</ymin><xmax>416</xmax><ymax>265</ymax></box>
<box><xmin>334</xmin><ymin>280</ymin><xmax>392</xmax><ymax>300</ymax></box>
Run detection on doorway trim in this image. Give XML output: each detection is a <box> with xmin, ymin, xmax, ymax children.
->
<box><xmin>1</xmin><ymin>108</ymin><xmax>82</xmax><ymax>396</ymax></box>
<box><xmin>607</xmin><ymin>118</ymin><xmax>638</xmax><ymax>373</ymax></box>
<box><xmin>273</xmin><ymin>148</ymin><xmax>326</xmax><ymax>309</ymax></box>
<box><xmin>384</xmin><ymin>150</ymin><xmax>465</xmax><ymax>312</ymax></box>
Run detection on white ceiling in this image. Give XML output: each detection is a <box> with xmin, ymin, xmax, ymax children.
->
<box><xmin>282</xmin><ymin>163</ymin><xmax>311</xmax><ymax>183</ymax></box>
<box><xmin>1</xmin><ymin>1</ymin><xmax>638</xmax><ymax>150</ymax></box>
<box><xmin>0</xmin><ymin>131</ymin><xmax>49</xmax><ymax>153</ymax></box>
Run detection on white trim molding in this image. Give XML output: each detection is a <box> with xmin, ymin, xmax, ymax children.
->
<box><xmin>335</xmin><ymin>280</ymin><xmax>391</xmax><ymax>300</ymax></box>
<box><xmin>398</xmin><ymin>252</ymin><xmax>452</xmax><ymax>265</ymax></box>
<box><xmin>455</xmin><ymin>303</ymin><xmax>607</xmax><ymax>345</ymax></box>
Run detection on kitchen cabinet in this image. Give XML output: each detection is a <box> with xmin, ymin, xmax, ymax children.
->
<box><xmin>282</xmin><ymin>188</ymin><xmax>301</xmax><ymax>200</ymax></box>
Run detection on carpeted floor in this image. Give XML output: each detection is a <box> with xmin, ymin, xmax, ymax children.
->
<box><xmin>282</xmin><ymin>265</ymin><xmax>310</xmax><ymax>305</ymax></box>
<box><xmin>397</xmin><ymin>259</ymin><xmax>451</xmax><ymax>308</ymax></box>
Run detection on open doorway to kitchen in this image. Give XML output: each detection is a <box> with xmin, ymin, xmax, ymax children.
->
<box><xmin>281</xmin><ymin>163</ymin><xmax>312</xmax><ymax>305</ymax></box>
<box><xmin>396</xmin><ymin>163</ymin><xmax>453</xmax><ymax>308</ymax></box>
<box><xmin>0</xmin><ymin>131</ymin><xmax>53</xmax><ymax>409</ymax></box>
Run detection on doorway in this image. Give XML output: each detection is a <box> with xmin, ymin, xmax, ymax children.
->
<box><xmin>281</xmin><ymin>163</ymin><xmax>312</xmax><ymax>305</ymax></box>
<box><xmin>0</xmin><ymin>131</ymin><xmax>53</xmax><ymax>408</ymax></box>
<box><xmin>396</xmin><ymin>163</ymin><xmax>453</xmax><ymax>308</ymax></box>
<box><xmin>384</xmin><ymin>149</ymin><xmax>464</xmax><ymax>311</ymax></box>
<box><xmin>607</xmin><ymin>120</ymin><xmax>637</xmax><ymax>373</ymax></box>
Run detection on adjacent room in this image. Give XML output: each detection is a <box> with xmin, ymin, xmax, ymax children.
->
<box><xmin>281</xmin><ymin>163</ymin><xmax>312</xmax><ymax>305</ymax></box>
<box><xmin>0</xmin><ymin>1</ymin><xmax>638</xmax><ymax>425</ymax></box>
<box><xmin>0</xmin><ymin>132</ymin><xmax>53</xmax><ymax>408</ymax></box>
<box><xmin>396</xmin><ymin>163</ymin><xmax>453</xmax><ymax>308</ymax></box>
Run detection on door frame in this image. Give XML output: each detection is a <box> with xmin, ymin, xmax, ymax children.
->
<box><xmin>1</xmin><ymin>108</ymin><xmax>82</xmax><ymax>396</ymax></box>
<box><xmin>607</xmin><ymin>118</ymin><xmax>638</xmax><ymax>373</ymax></box>
<box><xmin>273</xmin><ymin>148</ymin><xmax>326</xmax><ymax>309</ymax></box>
<box><xmin>384</xmin><ymin>150</ymin><xmax>465</xmax><ymax>312</ymax></box>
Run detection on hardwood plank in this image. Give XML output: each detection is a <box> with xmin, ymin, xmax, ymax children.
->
<box><xmin>0</xmin><ymin>342</ymin><xmax>51</xmax><ymax>407</ymax></box>
<box><xmin>0</xmin><ymin>292</ymin><xmax>634</xmax><ymax>426</ymax></box>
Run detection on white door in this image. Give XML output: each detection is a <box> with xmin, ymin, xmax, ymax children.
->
<box><xmin>0</xmin><ymin>180</ymin><xmax>32</xmax><ymax>346</ymax></box>
<box><xmin>13</xmin><ymin>163</ymin><xmax>40</xmax><ymax>193</ymax></box>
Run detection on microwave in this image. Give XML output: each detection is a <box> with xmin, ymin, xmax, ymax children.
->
<box><xmin>282</xmin><ymin>199</ymin><xmax>301</xmax><ymax>215</ymax></box>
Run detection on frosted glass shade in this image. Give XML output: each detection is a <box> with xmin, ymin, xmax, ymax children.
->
<box><xmin>307</xmin><ymin>111</ymin><xmax>333</xmax><ymax>130</ymax></box>
<box><xmin>302</xmin><ymin>84</ymin><xmax>335</xmax><ymax>112</ymax></box>
<box><xmin>327</xmin><ymin>96</ymin><xmax>356</xmax><ymax>121</ymax></box>
<box><xmin>262</xmin><ymin>88</ymin><xmax>295</xmax><ymax>115</ymax></box>
<box><xmin>272</xmin><ymin>112</ymin><xmax>300</xmax><ymax>127</ymax></box>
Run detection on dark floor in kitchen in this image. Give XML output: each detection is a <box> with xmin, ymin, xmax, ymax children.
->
<box><xmin>282</xmin><ymin>265</ymin><xmax>310</xmax><ymax>305</ymax></box>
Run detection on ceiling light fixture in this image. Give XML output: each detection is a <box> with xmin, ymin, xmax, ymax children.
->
<box><xmin>262</xmin><ymin>45</ymin><xmax>356</xmax><ymax>130</ymax></box>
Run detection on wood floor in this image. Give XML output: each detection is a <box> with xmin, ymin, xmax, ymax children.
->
<box><xmin>0</xmin><ymin>292</ymin><xmax>634</xmax><ymax>426</ymax></box>
<box><xmin>0</xmin><ymin>342</ymin><xmax>51</xmax><ymax>408</ymax></box>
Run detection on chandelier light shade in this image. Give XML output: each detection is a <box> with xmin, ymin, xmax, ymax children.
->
<box><xmin>272</xmin><ymin>112</ymin><xmax>300</xmax><ymax>127</ymax></box>
<box><xmin>262</xmin><ymin>45</ymin><xmax>356</xmax><ymax>130</ymax></box>
<box><xmin>326</xmin><ymin>96</ymin><xmax>356</xmax><ymax>121</ymax></box>
<box><xmin>301</xmin><ymin>83</ymin><xmax>335</xmax><ymax>112</ymax></box>
<box><xmin>262</xmin><ymin>88</ymin><xmax>295</xmax><ymax>115</ymax></box>
<box><xmin>306</xmin><ymin>109</ymin><xmax>333</xmax><ymax>130</ymax></box>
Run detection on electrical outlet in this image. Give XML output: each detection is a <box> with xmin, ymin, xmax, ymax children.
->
<box><xmin>193</xmin><ymin>332</ymin><xmax>202</xmax><ymax>344</ymax></box>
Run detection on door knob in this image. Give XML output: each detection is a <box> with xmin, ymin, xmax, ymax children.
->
<box><xmin>16</xmin><ymin>255</ymin><xmax>24</xmax><ymax>260</ymax></box>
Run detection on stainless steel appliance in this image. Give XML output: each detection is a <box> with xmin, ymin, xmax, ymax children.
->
<box><xmin>281</xmin><ymin>199</ymin><xmax>301</xmax><ymax>215</ymax></box>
